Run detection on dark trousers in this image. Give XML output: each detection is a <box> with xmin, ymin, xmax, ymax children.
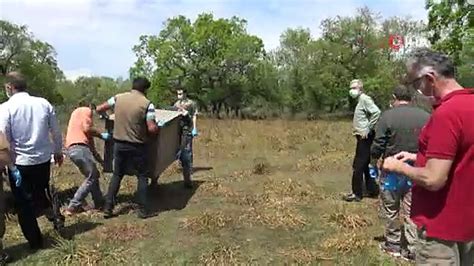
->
<box><xmin>9</xmin><ymin>162</ymin><xmax>53</xmax><ymax>248</ymax></box>
<box><xmin>352</xmin><ymin>132</ymin><xmax>378</xmax><ymax>198</ymax></box>
<box><xmin>105</xmin><ymin>141</ymin><xmax>149</xmax><ymax>212</ymax></box>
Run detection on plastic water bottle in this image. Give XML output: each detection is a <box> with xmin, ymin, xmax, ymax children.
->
<box><xmin>383</xmin><ymin>172</ymin><xmax>400</xmax><ymax>191</ymax></box>
<box><xmin>369</xmin><ymin>164</ymin><xmax>378</xmax><ymax>179</ymax></box>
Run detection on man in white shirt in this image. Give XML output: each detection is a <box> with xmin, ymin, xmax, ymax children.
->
<box><xmin>0</xmin><ymin>72</ymin><xmax>64</xmax><ymax>249</ymax></box>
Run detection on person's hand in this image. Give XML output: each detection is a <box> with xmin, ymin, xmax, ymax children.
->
<box><xmin>393</xmin><ymin>151</ymin><xmax>417</xmax><ymax>163</ymax></box>
<box><xmin>100</xmin><ymin>132</ymin><xmax>111</xmax><ymax>141</ymax></box>
<box><xmin>10</xmin><ymin>167</ymin><xmax>22</xmax><ymax>187</ymax></box>
<box><xmin>382</xmin><ymin>156</ymin><xmax>404</xmax><ymax>172</ymax></box>
<box><xmin>376</xmin><ymin>158</ymin><xmax>383</xmax><ymax>169</ymax></box>
<box><xmin>54</xmin><ymin>153</ymin><xmax>64</xmax><ymax>167</ymax></box>
<box><xmin>360</xmin><ymin>130</ymin><xmax>370</xmax><ymax>139</ymax></box>
<box><xmin>192</xmin><ymin>128</ymin><xmax>199</xmax><ymax>137</ymax></box>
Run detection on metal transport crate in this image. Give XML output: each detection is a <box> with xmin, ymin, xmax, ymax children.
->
<box><xmin>102</xmin><ymin>109</ymin><xmax>182</xmax><ymax>179</ymax></box>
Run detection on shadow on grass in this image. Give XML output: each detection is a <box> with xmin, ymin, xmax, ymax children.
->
<box><xmin>4</xmin><ymin>221</ymin><xmax>101</xmax><ymax>263</ymax></box>
<box><xmin>116</xmin><ymin>180</ymin><xmax>204</xmax><ymax>216</ymax></box>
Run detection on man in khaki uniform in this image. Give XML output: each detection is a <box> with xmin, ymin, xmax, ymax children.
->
<box><xmin>173</xmin><ymin>87</ymin><xmax>198</xmax><ymax>188</ymax></box>
<box><xmin>0</xmin><ymin>131</ymin><xmax>12</xmax><ymax>264</ymax></box>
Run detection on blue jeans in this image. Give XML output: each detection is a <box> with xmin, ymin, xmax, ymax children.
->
<box><xmin>179</xmin><ymin>134</ymin><xmax>193</xmax><ymax>184</ymax></box>
<box><xmin>67</xmin><ymin>145</ymin><xmax>104</xmax><ymax>209</ymax></box>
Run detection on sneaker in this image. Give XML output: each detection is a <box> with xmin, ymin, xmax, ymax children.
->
<box><xmin>343</xmin><ymin>193</ymin><xmax>362</xmax><ymax>202</ymax></box>
<box><xmin>63</xmin><ymin>206</ymin><xmax>83</xmax><ymax>216</ymax></box>
<box><xmin>379</xmin><ymin>242</ymin><xmax>401</xmax><ymax>257</ymax></box>
<box><xmin>401</xmin><ymin>250</ymin><xmax>415</xmax><ymax>262</ymax></box>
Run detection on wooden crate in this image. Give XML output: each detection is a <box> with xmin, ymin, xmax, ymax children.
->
<box><xmin>102</xmin><ymin>109</ymin><xmax>182</xmax><ymax>179</ymax></box>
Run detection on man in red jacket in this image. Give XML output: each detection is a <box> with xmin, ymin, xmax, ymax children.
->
<box><xmin>383</xmin><ymin>48</ymin><xmax>474</xmax><ymax>264</ymax></box>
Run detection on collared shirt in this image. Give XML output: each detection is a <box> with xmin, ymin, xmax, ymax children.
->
<box><xmin>107</xmin><ymin>92</ymin><xmax>156</xmax><ymax>122</ymax></box>
<box><xmin>65</xmin><ymin>107</ymin><xmax>93</xmax><ymax>149</ymax></box>
<box><xmin>412</xmin><ymin>89</ymin><xmax>474</xmax><ymax>242</ymax></box>
<box><xmin>352</xmin><ymin>93</ymin><xmax>381</xmax><ymax>136</ymax></box>
<box><xmin>0</xmin><ymin>92</ymin><xmax>63</xmax><ymax>166</ymax></box>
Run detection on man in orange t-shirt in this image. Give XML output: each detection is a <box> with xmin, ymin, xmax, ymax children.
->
<box><xmin>64</xmin><ymin>102</ymin><xmax>110</xmax><ymax>215</ymax></box>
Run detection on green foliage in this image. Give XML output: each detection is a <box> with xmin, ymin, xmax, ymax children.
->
<box><xmin>0</xmin><ymin>20</ymin><xmax>64</xmax><ymax>103</ymax></box>
<box><xmin>426</xmin><ymin>0</ymin><xmax>472</xmax><ymax>64</ymax></box>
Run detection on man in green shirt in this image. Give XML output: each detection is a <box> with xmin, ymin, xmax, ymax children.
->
<box><xmin>344</xmin><ymin>79</ymin><xmax>381</xmax><ymax>202</ymax></box>
<box><xmin>174</xmin><ymin>87</ymin><xmax>198</xmax><ymax>189</ymax></box>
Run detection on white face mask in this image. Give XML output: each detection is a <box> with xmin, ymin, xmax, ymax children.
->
<box><xmin>349</xmin><ymin>88</ymin><xmax>361</xmax><ymax>99</ymax></box>
<box><xmin>417</xmin><ymin>89</ymin><xmax>437</xmax><ymax>105</ymax></box>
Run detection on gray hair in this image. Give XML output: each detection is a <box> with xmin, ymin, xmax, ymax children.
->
<box><xmin>406</xmin><ymin>48</ymin><xmax>456</xmax><ymax>78</ymax></box>
<box><xmin>350</xmin><ymin>79</ymin><xmax>363</xmax><ymax>89</ymax></box>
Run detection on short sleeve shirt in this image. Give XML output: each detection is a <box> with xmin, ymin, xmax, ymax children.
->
<box><xmin>65</xmin><ymin>107</ymin><xmax>93</xmax><ymax>148</ymax></box>
<box><xmin>411</xmin><ymin>89</ymin><xmax>474</xmax><ymax>242</ymax></box>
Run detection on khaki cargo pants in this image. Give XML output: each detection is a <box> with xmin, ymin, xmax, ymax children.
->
<box><xmin>416</xmin><ymin>229</ymin><xmax>474</xmax><ymax>265</ymax></box>
<box><xmin>380</xmin><ymin>182</ymin><xmax>417</xmax><ymax>254</ymax></box>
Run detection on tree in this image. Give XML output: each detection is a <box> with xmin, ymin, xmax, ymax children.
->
<box><xmin>0</xmin><ymin>20</ymin><xmax>64</xmax><ymax>103</ymax></box>
<box><xmin>426</xmin><ymin>0</ymin><xmax>472</xmax><ymax>64</ymax></box>
<box><xmin>131</xmin><ymin>13</ymin><xmax>265</xmax><ymax>116</ymax></box>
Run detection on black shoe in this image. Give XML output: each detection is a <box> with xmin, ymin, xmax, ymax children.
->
<box><xmin>137</xmin><ymin>210</ymin><xmax>152</xmax><ymax>219</ymax></box>
<box><xmin>343</xmin><ymin>193</ymin><xmax>362</xmax><ymax>202</ymax></box>
<box><xmin>103</xmin><ymin>209</ymin><xmax>115</xmax><ymax>219</ymax></box>
<box><xmin>379</xmin><ymin>242</ymin><xmax>401</xmax><ymax>257</ymax></box>
<box><xmin>0</xmin><ymin>252</ymin><xmax>11</xmax><ymax>265</ymax></box>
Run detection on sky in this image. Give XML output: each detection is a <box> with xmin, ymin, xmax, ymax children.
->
<box><xmin>1</xmin><ymin>0</ymin><xmax>428</xmax><ymax>80</ymax></box>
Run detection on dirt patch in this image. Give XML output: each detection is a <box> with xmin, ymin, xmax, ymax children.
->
<box><xmin>97</xmin><ymin>222</ymin><xmax>149</xmax><ymax>242</ymax></box>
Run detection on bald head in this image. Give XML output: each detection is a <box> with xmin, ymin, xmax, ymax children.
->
<box><xmin>5</xmin><ymin>71</ymin><xmax>27</xmax><ymax>92</ymax></box>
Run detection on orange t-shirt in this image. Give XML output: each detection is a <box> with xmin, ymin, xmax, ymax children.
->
<box><xmin>65</xmin><ymin>107</ymin><xmax>93</xmax><ymax>148</ymax></box>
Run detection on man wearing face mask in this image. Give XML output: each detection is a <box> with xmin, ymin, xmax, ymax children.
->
<box><xmin>344</xmin><ymin>79</ymin><xmax>381</xmax><ymax>202</ymax></box>
<box><xmin>383</xmin><ymin>49</ymin><xmax>474</xmax><ymax>265</ymax></box>
<box><xmin>96</xmin><ymin>77</ymin><xmax>159</xmax><ymax>219</ymax></box>
<box><xmin>0</xmin><ymin>72</ymin><xmax>64</xmax><ymax>249</ymax></box>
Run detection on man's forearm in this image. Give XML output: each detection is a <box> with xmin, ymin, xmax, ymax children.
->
<box><xmin>397</xmin><ymin>163</ymin><xmax>441</xmax><ymax>191</ymax></box>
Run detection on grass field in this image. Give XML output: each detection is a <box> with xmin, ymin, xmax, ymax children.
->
<box><xmin>3</xmin><ymin>118</ymin><xmax>410</xmax><ymax>265</ymax></box>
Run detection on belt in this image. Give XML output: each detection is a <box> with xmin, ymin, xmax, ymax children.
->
<box><xmin>68</xmin><ymin>143</ymin><xmax>89</xmax><ymax>148</ymax></box>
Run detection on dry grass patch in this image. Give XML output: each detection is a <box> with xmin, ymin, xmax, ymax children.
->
<box><xmin>321</xmin><ymin>232</ymin><xmax>369</xmax><ymax>254</ymax></box>
<box><xmin>199</xmin><ymin>244</ymin><xmax>241</xmax><ymax>265</ymax></box>
<box><xmin>97</xmin><ymin>222</ymin><xmax>149</xmax><ymax>242</ymax></box>
<box><xmin>181</xmin><ymin>211</ymin><xmax>235</xmax><ymax>234</ymax></box>
<box><xmin>239</xmin><ymin>205</ymin><xmax>307</xmax><ymax>230</ymax></box>
<box><xmin>48</xmin><ymin>234</ymin><xmax>132</xmax><ymax>265</ymax></box>
<box><xmin>323</xmin><ymin>209</ymin><xmax>373</xmax><ymax>230</ymax></box>
<box><xmin>263</xmin><ymin>178</ymin><xmax>322</xmax><ymax>202</ymax></box>
<box><xmin>279</xmin><ymin>247</ymin><xmax>334</xmax><ymax>264</ymax></box>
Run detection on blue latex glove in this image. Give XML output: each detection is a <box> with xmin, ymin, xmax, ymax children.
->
<box><xmin>192</xmin><ymin>128</ymin><xmax>199</xmax><ymax>137</ymax></box>
<box><xmin>157</xmin><ymin>120</ymin><xmax>165</xmax><ymax>127</ymax></box>
<box><xmin>100</xmin><ymin>132</ymin><xmax>111</xmax><ymax>140</ymax></box>
<box><xmin>10</xmin><ymin>167</ymin><xmax>22</xmax><ymax>187</ymax></box>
